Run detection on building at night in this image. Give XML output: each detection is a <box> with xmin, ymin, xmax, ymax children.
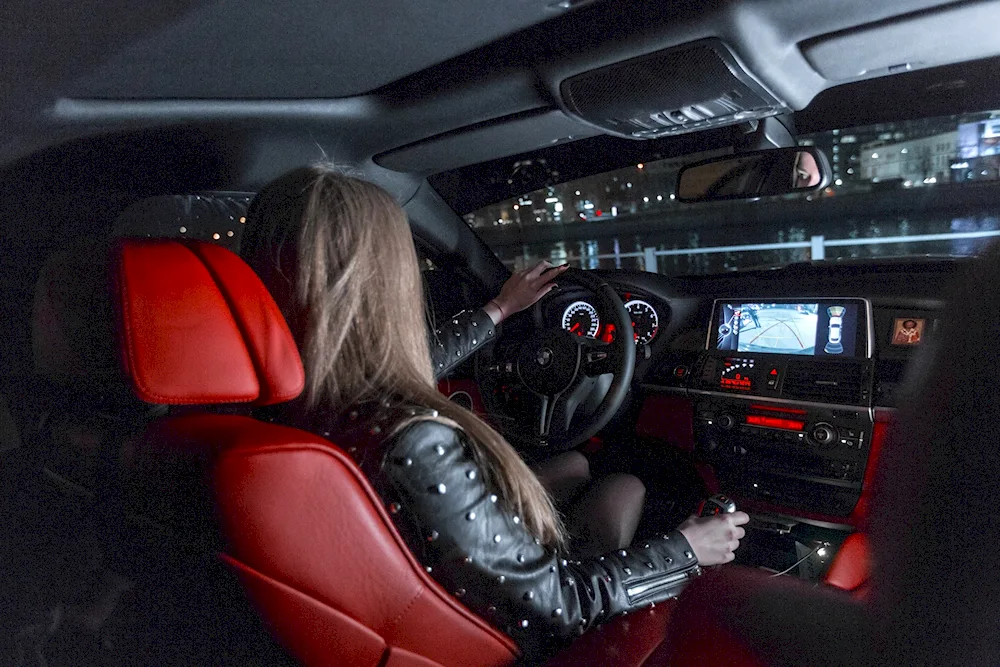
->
<box><xmin>859</xmin><ymin>131</ymin><xmax>958</xmax><ymax>186</ymax></box>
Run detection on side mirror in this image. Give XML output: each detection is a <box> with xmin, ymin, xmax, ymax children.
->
<box><xmin>675</xmin><ymin>147</ymin><xmax>831</xmax><ymax>203</ymax></box>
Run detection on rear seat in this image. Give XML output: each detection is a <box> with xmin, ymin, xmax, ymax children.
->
<box><xmin>26</xmin><ymin>239</ymin><xmax>165</xmax><ymax>499</ymax></box>
<box><xmin>0</xmin><ymin>241</ymin><xmax>160</xmax><ymax>663</ymax></box>
<box><xmin>1</xmin><ymin>194</ymin><xmax>262</xmax><ymax>663</ymax></box>
<box><xmin>5</xmin><ymin>238</ymin><xmax>294</xmax><ymax>665</ymax></box>
<box><xmin>24</xmin><ymin>190</ymin><xmax>254</xmax><ymax>498</ymax></box>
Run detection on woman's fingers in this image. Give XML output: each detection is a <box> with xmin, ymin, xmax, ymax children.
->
<box><xmin>526</xmin><ymin>260</ymin><xmax>554</xmax><ymax>278</ymax></box>
<box><xmin>528</xmin><ymin>261</ymin><xmax>568</xmax><ymax>277</ymax></box>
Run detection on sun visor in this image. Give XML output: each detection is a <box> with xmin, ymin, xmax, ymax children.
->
<box><xmin>556</xmin><ymin>39</ymin><xmax>789</xmax><ymax>140</ymax></box>
<box><xmin>801</xmin><ymin>1</ymin><xmax>1000</xmax><ymax>82</ymax></box>
<box><xmin>375</xmin><ymin>110</ymin><xmax>600</xmax><ymax>174</ymax></box>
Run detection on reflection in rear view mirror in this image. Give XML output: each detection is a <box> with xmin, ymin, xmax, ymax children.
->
<box><xmin>676</xmin><ymin>147</ymin><xmax>830</xmax><ymax>203</ymax></box>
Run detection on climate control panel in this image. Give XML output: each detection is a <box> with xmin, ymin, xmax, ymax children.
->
<box><xmin>693</xmin><ymin>397</ymin><xmax>873</xmax><ymax>516</ymax></box>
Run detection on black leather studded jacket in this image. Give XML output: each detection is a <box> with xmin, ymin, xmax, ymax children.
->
<box><xmin>301</xmin><ymin>405</ymin><xmax>701</xmax><ymax>664</ymax></box>
<box><xmin>430</xmin><ymin>308</ymin><xmax>496</xmax><ymax>379</ymax></box>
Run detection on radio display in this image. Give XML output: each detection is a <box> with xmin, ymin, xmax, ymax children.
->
<box><xmin>714</xmin><ymin>301</ymin><xmax>862</xmax><ymax>357</ymax></box>
<box><xmin>719</xmin><ymin>357</ymin><xmax>755</xmax><ymax>391</ymax></box>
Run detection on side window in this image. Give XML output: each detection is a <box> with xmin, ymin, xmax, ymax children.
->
<box><xmin>113</xmin><ymin>193</ymin><xmax>254</xmax><ymax>252</ymax></box>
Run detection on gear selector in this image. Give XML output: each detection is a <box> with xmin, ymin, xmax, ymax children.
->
<box><xmin>698</xmin><ymin>494</ymin><xmax>737</xmax><ymax>517</ymax></box>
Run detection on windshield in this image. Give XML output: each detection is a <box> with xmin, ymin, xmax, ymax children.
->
<box><xmin>466</xmin><ymin>110</ymin><xmax>1000</xmax><ymax>274</ymax></box>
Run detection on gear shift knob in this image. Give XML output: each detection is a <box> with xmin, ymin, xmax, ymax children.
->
<box><xmin>698</xmin><ymin>494</ymin><xmax>737</xmax><ymax>517</ymax></box>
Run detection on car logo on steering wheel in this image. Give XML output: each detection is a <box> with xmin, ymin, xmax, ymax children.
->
<box><xmin>536</xmin><ymin>347</ymin><xmax>553</xmax><ymax>367</ymax></box>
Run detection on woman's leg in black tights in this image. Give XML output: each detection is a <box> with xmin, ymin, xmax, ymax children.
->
<box><xmin>530</xmin><ymin>451</ymin><xmax>646</xmax><ymax>557</ymax></box>
<box><xmin>530</xmin><ymin>450</ymin><xmax>591</xmax><ymax>503</ymax></box>
<box><xmin>565</xmin><ymin>473</ymin><xmax>645</xmax><ymax>558</ymax></box>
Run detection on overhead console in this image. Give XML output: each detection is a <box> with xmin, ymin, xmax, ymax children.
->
<box><xmin>689</xmin><ymin>299</ymin><xmax>875</xmax><ymax>518</ymax></box>
<box><xmin>558</xmin><ymin>39</ymin><xmax>789</xmax><ymax>140</ymax></box>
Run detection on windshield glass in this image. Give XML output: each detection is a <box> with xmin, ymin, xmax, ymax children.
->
<box><xmin>466</xmin><ymin>110</ymin><xmax>1000</xmax><ymax>274</ymax></box>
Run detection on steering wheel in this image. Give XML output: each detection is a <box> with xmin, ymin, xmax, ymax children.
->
<box><xmin>477</xmin><ymin>269</ymin><xmax>635</xmax><ymax>454</ymax></box>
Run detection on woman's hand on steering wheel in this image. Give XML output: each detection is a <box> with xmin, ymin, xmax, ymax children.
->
<box><xmin>477</xmin><ymin>268</ymin><xmax>635</xmax><ymax>453</ymax></box>
<box><xmin>486</xmin><ymin>261</ymin><xmax>569</xmax><ymax>323</ymax></box>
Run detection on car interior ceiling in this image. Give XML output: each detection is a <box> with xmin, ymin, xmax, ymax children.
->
<box><xmin>3</xmin><ymin>0</ymin><xmax>1000</xmax><ymax>664</ymax></box>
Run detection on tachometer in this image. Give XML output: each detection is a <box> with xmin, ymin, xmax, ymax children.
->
<box><xmin>625</xmin><ymin>299</ymin><xmax>659</xmax><ymax>345</ymax></box>
<box><xmin>562</xmin><ymin>301</ymin><xmax>600</xmax><ymax>338</ymax></box>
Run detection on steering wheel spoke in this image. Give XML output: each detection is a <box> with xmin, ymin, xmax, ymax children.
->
<box><xmin>534</xmin><ymin>393</ymin><xmax>571</xmax><ymax>445</ymax></box>
<box><xmin>581</xmin><ymin>338</ymin><xmax>623</xmax><ymax>377</ymax></box>
<box><xmin>534</xmin><ymin>394</ymin><xmax>555</xmax><ymax>442</ymax></box>
<box><xmin>533</xmin><ymin>380</ymin><xmax>595</xmax><ymax>446</ymax></box>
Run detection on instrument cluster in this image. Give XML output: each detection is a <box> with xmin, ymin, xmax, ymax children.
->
<box><xmin>554</xmin><ymin>291</ymin><xmax>661</xmax><ymax>345</ymax></box>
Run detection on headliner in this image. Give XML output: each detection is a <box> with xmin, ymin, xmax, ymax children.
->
<box><xmin>4</xmin><ymin>0</ymin><xmax>570</xmax><ymax>101</ymax></box>
<box><xmin>4</xmin><ymin>0</ymin><xmax>999</xmax><ymax>195</ymax></box>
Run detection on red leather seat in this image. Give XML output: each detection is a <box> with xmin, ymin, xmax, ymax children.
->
<box><xmin>106</xmin><ymin>239</ymin><xmax>521</xmax><ymax>666</ymax></box>
<box><xmin>100</xmin><ymin>238</ymin><xmax>693</xmax><ymax>666</ymax></box>
<box><xmin>822</xmin><ymin>532</ymin><xmax>870</xmax><ymax>600</ymax></box>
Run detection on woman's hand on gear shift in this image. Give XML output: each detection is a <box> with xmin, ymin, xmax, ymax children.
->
<box><xmin>677</xmin><ymin>511</ymin><xmax>750</xmax><ymax>566</ymax></box>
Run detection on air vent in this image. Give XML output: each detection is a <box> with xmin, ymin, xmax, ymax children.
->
<box><xmin>782</xmin><ymin>361</ymin><xmax>868</xmax><ymax>405</ymax></box>
<box><xmin>559</xmin><ymin>39</ymin><xmax>788</xmax><ymax>139</ymax></box>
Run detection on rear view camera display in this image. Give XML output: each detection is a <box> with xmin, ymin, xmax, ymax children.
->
<box><xmin>715</xmin><ymin>302</ymin><xmax>859</xmax><ymax>356</ymax></box>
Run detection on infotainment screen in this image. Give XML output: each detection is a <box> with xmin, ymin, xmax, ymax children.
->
<box><xmin>714</xmin><ymin>301</ymin><xmax>862</xmax><ymax>356</ymax></box>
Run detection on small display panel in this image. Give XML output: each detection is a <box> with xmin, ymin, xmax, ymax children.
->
<box><xmin>719</xmin><ymin>357</ymin><xmax>755</xmax><ymax>391</ymax></box>
<box><xmin>891</xmin><ymin>317</ymin><xmax>926</xmax><ymax>346</ymax></box>
<box><xmin>715</xmin><ymin>301</ymin><xmax>861</xmax><ymax>357</ymax></box>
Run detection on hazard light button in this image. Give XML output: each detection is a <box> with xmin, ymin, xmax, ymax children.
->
<box><xmin>765</xmin><ymin>367</ymin><xmax>780</xmax><ymax>389</ymax></box>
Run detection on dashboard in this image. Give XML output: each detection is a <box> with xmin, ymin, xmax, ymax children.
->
<box><xmin>539</xmin><ymin>258</ymin><xmax>959</xmax><ymax>525</ymax></box>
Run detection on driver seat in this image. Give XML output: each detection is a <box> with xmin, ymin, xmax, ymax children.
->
<box><xmin>106</xmin><ymin>239</ymin><xmax>681</xmax><ymax>666</ymax></box>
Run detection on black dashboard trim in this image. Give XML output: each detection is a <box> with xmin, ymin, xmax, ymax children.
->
<box><xmin>642</xmin><ymin>384</ymin><xmax>876</xmax><ymax>419</ymax></box>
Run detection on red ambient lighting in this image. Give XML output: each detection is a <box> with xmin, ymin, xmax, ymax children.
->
<box><xmin>746</xmin><ymin>415</ymin><xmax>805</xmax><ymax>431</ymax></box>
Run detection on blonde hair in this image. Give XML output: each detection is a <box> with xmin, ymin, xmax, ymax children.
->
<box><xmin>241</xmin><ymin>165</ymin><xmax>565</xmax><ymax>548</ymax></box>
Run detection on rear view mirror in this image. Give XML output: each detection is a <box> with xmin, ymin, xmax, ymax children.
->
<box><xmin>676</xmin><ymin>147</ymin><xmax>831</xmax><ymax>203</ymax></box>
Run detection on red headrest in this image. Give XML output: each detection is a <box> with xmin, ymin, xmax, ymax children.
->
<box><xmin>112</xmin><ymin>239</ymin><xmax>304</xmax><ymax>406</ymax></box>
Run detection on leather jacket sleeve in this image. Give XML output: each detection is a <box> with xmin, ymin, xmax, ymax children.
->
<box><xmin>373</xmin><ymin>419</ymin><xmax>701</xmax><ymax>662</ymax></box>
<box><xmin>430</xmin><ymin>309</ymin><xmax>497</xmax><ymax>380</ymax></box>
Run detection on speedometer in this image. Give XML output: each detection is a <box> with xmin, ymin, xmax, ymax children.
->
<box><xmin>625</xmin><ymin>299</ymin><xmax>659</xmax><ymax>345</ymax></box>
<box><xmin>562</xmin><ymin>301</ymin><xmax>600</xmax><ymax>338</ymax></box>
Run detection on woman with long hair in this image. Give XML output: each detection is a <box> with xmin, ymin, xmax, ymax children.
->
<box><xmin>241</xmin><ymin>165</ymin><xmax>748</xmax><ymax>661</ymax></box>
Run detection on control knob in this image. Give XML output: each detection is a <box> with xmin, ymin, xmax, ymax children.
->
<box><xmin>811</xmin><ymin>422</ymin><xmax>837</xmax><ymax>446</ymax></box>
<box><xmin>699</xmin><ymin>494</ymin><xmax>737</xmax><ymax>517</ymax></box>
<box><xmin>717</xmin><ymin>414</ymin><xmax>736</xmax><ymax>431</ymax></box>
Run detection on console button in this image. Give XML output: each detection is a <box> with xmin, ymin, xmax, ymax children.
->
<box><xmin>811</xmin><ymin>423</ymin><xmax>837</xmax><ymax>446</ymax></box>
<box><xmin>839</xmin><ymin>427</ymin><xmax>860</xmax><ymax>439</ymax></box>
<box><xmin>717</xmin><ymin>414</ymin><xmax>736</xmax><ymax>431</ymax></box>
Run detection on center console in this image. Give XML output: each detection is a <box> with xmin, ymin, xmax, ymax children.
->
<box><xmin>690</xmin><ymin>299</ymin><xmax>875</xmax><ymax>517</ymax></box>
